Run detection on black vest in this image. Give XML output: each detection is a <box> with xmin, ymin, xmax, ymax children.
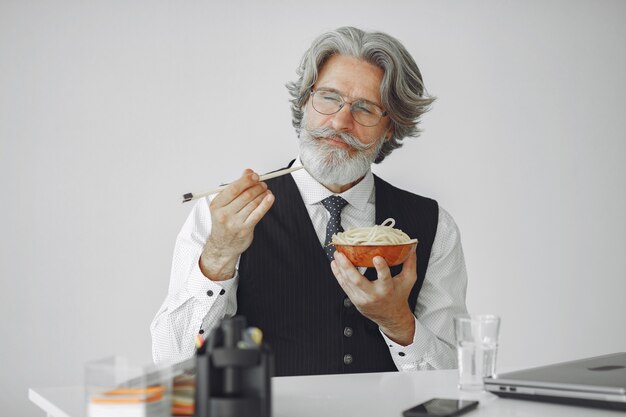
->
<box><xmin>237</xmin><ymin>172</ymin><xmax>438</xmax><ymax>376</ymax></box>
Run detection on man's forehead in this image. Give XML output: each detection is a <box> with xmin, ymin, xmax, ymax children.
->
<box><xmin>315</xmin><ymin>55</ymin><xmax>384</xmax><ymax>102</ymax></box>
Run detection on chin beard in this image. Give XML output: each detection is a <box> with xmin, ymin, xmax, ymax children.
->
<box><xmin>298</xmin><ymin>123</ymin><xmax>385</xmax><ymax>186</ymax></box>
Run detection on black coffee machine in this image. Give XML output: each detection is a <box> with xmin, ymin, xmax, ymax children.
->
<box><xmin>194</xmin><ymin>316</ymin><xmax>273</xmax><ymax>417</ymax></box>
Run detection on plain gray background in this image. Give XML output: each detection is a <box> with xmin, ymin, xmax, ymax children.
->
<box><xmin>2</xmin><ymin>1</ymin><xmax>625</xmax><ymax>416</ymax></box>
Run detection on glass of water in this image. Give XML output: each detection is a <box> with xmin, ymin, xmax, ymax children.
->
<box><xmin>454</xmin><ymin>314</ymin><xmax>501</xmax><ymax>391</ymax></box>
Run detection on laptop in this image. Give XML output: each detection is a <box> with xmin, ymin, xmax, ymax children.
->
<box><xmin>484</xmin><ymin>352</ymin><xmax>626</xmax><ymax>411</ymax></box>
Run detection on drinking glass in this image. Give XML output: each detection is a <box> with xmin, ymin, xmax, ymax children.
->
<box><xmin>454</xmin><ymin>314</ymin><xmax>501</xmax><ymax>391</ymax></box>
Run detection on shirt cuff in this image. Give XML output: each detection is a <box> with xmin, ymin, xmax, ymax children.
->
<box><xmin>167</xmin><ymin>259</ymin><xmax>238</xmax><ymax>312</ymax></box>
<box><xmin>379</xmin><ymin>316</ymin><xmax>439</xmax><ymax>371</ymax></box>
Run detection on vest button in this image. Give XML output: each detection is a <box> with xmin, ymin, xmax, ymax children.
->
<box><xmin>343</xmin><ymin>354</ymin><xmax>353</xmax><ymax>365</ymax></box>
<box><xmin>343</xmin><ymin>297</ymin><xmax>352</xmax><ymax>308</ymax></box>
<box><xmin>343</xmin><ymin>327</ymin><xmax>353</xmax><ymax>337</ymax></box>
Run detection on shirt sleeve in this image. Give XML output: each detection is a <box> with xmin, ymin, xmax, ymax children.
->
<box><xmin>150</xmin><ymin>197</ymin><xmax>239</xmax><ymax>366</ymax></box>
<box><xmin>380</xmin><ymin>206</ymin><xmax>469</xmax><ymax>371</ymax></box>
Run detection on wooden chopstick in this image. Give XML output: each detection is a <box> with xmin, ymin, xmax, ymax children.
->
<box><xmin>182</xmin><ymin>165</ymin><xmax>304</xmax><ymax>203</ymax></box>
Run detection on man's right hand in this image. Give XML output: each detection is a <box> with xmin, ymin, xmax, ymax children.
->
<box><xmin>199</xmin><ymin>169</ymin><xmax>275</xmax><ymax>281</ymax></box>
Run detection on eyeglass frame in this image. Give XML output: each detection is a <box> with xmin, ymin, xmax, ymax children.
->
<box><xmin>309</xmin><ymin>87</ymin><xmax>389</xmax><ymax>127</ymax></box>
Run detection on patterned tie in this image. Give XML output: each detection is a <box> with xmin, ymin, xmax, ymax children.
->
<box><xmin>321</xmin><ymin>195</ymin><xmax>349</xmax><ymax>261</ymax></box>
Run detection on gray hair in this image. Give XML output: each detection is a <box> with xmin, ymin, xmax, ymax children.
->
<box><xmin>286</xmin><ymin>27</ymin><xmax>436</xmax><ymax>163</ymax></box>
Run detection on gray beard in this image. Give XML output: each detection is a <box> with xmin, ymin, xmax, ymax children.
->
<box><xmin>298</xmin><ymin>122</ymin><xmax>385</xmax><ymax>187</ymax></box>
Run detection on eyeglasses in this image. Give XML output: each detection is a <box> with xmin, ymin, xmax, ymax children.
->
<box><xmin>310</xmin><ymin>88</ymin><xmax>388</xmax><ymax>127</ymax></box>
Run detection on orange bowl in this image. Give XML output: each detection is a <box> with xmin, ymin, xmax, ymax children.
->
<box><xmin>333</xmin><ymin>240</ymin><xmax>418</xmax><ymax>267</ymax></box>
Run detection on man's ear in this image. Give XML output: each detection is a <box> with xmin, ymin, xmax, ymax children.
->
<box><xmin>384</xmin><ymin>127</ymin><xmax>394</xmax><ymax>141</ymax></box>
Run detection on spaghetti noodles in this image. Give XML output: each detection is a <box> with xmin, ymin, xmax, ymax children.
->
<box><xmin>331</xmin><ymin>218</ymin><xmax>415</xmax><ymax>245</ymax></box>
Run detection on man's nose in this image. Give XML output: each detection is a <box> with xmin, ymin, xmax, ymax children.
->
<box><xmin>330</xmin><ymin>104</ymin><xmax>355</xmax><ymax>132</ymax></box>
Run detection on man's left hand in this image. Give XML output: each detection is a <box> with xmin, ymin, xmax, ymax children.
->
<box><xmin>330</xmin><ymin>251</ymin><xmax>417</xmax><ymax>346</ymax></box>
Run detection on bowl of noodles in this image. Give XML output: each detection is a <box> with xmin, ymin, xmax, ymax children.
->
<box><xmin>331</xmin><ymin>218</ymin><xmax>418</xmax><ymax>267</ymax></box>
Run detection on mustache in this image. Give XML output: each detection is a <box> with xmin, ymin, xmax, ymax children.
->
<box><xmin>303</xmin><ymin>126</ymin><xmax>376</xmax><ymax>151</ymax></box>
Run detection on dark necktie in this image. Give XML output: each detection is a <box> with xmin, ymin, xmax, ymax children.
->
<box><xmin>321</xmin><ymin>195</ymin><xmax>349</xmax><ymax>261</ymax></box>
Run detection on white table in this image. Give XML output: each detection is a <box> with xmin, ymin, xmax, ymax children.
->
<box><xmin>29</xmin><ymin>369</ymin><xmax>621</xmax><ymax>417</ymax></box>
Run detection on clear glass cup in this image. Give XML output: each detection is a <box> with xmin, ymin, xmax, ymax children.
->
<box><xmin>454</xmin><ymin>314</ymin><xmax>501</xmax><ymax>391</ymax></box>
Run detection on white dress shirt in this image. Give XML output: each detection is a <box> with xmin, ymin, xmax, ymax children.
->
<box><xmin>151</xmin><ymin>158</ymin><xmax>469</xmax><ymax>371</ymax></box>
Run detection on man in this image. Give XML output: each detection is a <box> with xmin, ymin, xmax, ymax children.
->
<box><xmin>151</xmin><ymin>27</ymin><xmax>468</xmax><ymax>376</ymax></box>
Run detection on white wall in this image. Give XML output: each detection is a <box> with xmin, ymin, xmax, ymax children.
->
<box><xmin>2</xmin><ymin>1</ymin><xmax>625</xmax><ymax>416</ymax></box>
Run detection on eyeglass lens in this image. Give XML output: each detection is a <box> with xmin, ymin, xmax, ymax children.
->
<box><xmin>312</xmin><ymin>90</ymin><xmax>384</xmax><ymax>127</ymax></box>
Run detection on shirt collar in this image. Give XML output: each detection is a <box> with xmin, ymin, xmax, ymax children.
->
<box><xmin>291</xmin><ymin>156</ymin><xmax>374</xmax><ymax>212</ymax></box>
